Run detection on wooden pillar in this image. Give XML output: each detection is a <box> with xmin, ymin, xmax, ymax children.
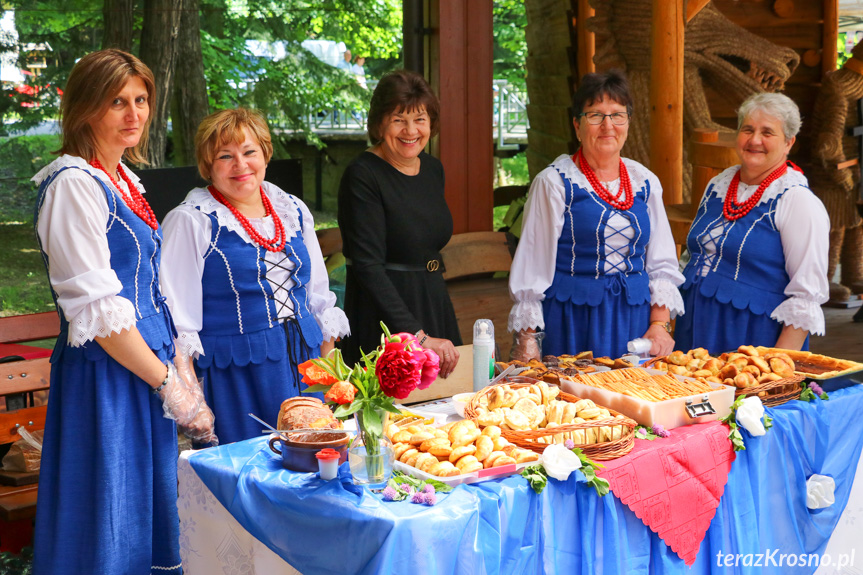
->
<box><xmin>576</xmin><ymin>0</ymin><xmax>595</xmax><ymax>78</ymax></box>
<box><xmin>823</xmin><ymin>0</ymin><xmax>838</xmax><ymax>76</ymax></box>
<box><xmin>649</xmin><ymin>0</ymin><xmax>684</xmax><ymax>205</ymax></box>
<box><xmin>429</xmin><ymin>0</ymin><xmax>494</xmax><ymax>233</ymax></box>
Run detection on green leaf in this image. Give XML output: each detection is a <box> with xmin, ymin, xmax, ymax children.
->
<box><xmin>728</xmin><ymin>427</ymin><xmax>746</xmax><ymax>452</ymax></box>
<box><xmin>799</xmin><ymin>387</ymin><xmax>816</xmax><ymax>402</ymax></box>
<box><xmin>763</xmin><ymin>415</ymin><xmax>773</xmax><ymax>431</ymax></box>
<box><xmin>520</xmin><ymin>465</ymin><xmax>548</xmax><ymax>494</ymax></box>
<box><xmin>302</xmin><ymin>384</ymin><xmax>334</xmax><ymax>393</ymax></box>
<box><xmin>589</xmin><ymin>476</ymin><xmax>611</xmax><ymax>498</ymax></box>
<box><xmin>361</xmin><ymin>404</ymin><xmax>383</xmax><ymax>437</ymax></box>
<box><xmin>333</xmin><ymin>401</ymin><xmax>363</xmax><ymax>419</ymax></box>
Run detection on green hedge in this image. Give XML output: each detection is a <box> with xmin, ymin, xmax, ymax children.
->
<box><xmin>0</xmin><ymin>135</ymin><xmax>61</xmax><ymax>223</ymax></box>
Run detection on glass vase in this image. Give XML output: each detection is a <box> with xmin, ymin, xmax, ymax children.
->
<box><xmin>349</xmin><ymin>409</ymin><xmax>394</xmax><ymax>487</ymax></box>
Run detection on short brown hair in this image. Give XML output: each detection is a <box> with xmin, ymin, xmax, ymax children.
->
<box><xmin>367</xmin><ymin>70</ymin><xmax>440</xmax><ymax>145</ymax></box>
<box><xmin>572</xmin><ymin>69</ymin><xmax>633</xmax><ymax>120</ymax></box>
<box><xmin>195</xmin><ymin>108</ymin><xmax>274</xmax><ymax>182</ymax></box>
<box><xmin>59</xmin><ymin>49</ymin><xmax>156</xmax><ymax>166</ymax></box>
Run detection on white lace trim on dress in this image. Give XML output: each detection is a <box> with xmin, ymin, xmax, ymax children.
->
<box><xmin>182</xmin><ymin>186</ymin><xmax>303</xmax><ymax>245</ymax></box>
<box><xmin>32</xmin><ymin>154</ymin><xmax>143</xmax><ymax>189</ymax></box>
<box><xmin>67</xmin><ymin>295</ymin><xmax>137</xmax><ymax>347</ymax></box>
<box><xmin>708</xmin><ymin>166</ymin><xmax>809</xmax><ymax>206</ymax></box>
<box><xmin>649</xmin><ymin>277</ymin><xmax>685</xmax><ymax>319</ymax></box>
<box><xmin>175</xmin><ymin>330</ymin><xmax>205</xmax><ymax>359</ymax></box>
<box><xmin>770</xmin><ymin>297</ymin><xmax>825</xmax><ymax>335</ymax></box>
<box><xmin>316</xmin><ymin>307</ymin><xmax>351</xmax><ymax>341</ymax></box>
<box><xmin>508</xmin><ymin>300</ymin><xmax>545</xmax><ymax>333</ymax></box>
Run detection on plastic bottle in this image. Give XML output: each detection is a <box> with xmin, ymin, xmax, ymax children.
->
<box><xmin>626</xmin><ymin>337</ymin><xmax>653</xmax><ymax>362</ymax></box>
<box><xmin>473</xmin><ymin>319</ymin><xmax>495</xmax><ymax>392</ymax></box>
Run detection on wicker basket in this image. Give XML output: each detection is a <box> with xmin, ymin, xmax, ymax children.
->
<box><xmin>734</xmin><ymin>373</ymin><xmax>805</xmax><ymax>407</ymax></box>
<box><xmin>465</xmin><ymin>381</ymin><xmax>636</xmax><ymax>460</ymax></box>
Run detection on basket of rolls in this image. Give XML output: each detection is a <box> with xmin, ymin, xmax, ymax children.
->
<box><xmin>646</xmin><ymin>345</ymin><xmax>804</xmax><ymax>407</ymax></box>
<box><xmin>464</xmin><ymin>380</ymin><xmax>636</xmax><ymax>460</ymax></box>
<box><xmin>386</xmin><ymin>419</ymin><xmax>539</xmax><ymax>485</ymax></box>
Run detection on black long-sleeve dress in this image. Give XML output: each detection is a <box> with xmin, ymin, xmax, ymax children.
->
<box><xmin>338</xmin><ymin>151</ymin><xmax>462</xmax><ymax>363</ymax></box>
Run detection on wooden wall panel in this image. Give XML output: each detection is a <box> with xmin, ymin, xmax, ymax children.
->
<box><xmin>430</xmin><ymin>0</ymin><xmax>494</xmax><ymax>233</ymax></box>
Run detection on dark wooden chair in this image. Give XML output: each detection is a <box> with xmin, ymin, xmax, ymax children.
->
<box><xmin>493</xmin><ymin>184</ymin><xmax>529</xmax><ymax>207</ymax></box>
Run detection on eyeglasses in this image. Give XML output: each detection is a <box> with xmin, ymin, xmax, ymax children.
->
<box><xmin>578</xmin><ymin>112</ymin><xmax>630</xmax><ymax>126</ymax></box>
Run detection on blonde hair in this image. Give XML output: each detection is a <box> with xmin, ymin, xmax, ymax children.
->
<box><xmin>195</xmin><ymin>108</ymin><xmax>274</xmax><ymax>181</ymax></box>
<box><xmin>59</xmin><ymin>49</ymin><xmax>155</xmax><ymax>165</ymax></box>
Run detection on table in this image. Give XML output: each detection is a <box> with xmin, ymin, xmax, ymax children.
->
<box><xmin>178</xmin><ymin>384</ymin><xmax>863</xmax><ymax>575</ymax></box>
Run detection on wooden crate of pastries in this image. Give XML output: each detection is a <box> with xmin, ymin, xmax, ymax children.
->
<box><xmin>465</xmin><ymin>381</ymin><xmax>636</xmax><ymax>460</ymax></box>
<box><xmin>567</xmin><ymin>367</ymin><xmax>715</xmax><ymax>402</ymax></box>
<box><xmin>647</xmin><ymin>345</ymin><xmax>804</xmax><ymax>406</ymax></box>
<box><xmin>385</xmin><ymin>419</ymin><xmax>538</xmax><ymax>478</ymax></box>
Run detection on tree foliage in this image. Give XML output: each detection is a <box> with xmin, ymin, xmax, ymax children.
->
<box><xmin>2</xmin><ymin>0</ymin><xmax>402</xmax><ymax>151</ymax></box>
<box><xmin>493</xmin><ymin>0</ymin><xmax>527</xmax><ymax>90</ymax></box>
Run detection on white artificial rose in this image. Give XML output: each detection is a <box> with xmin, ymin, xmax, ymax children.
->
<box><xmin>806</xmin><ymin>474</ymin><xmax>836</xmax><ymax>509</ymax></box>
<box><xmin>541</xmin><ymin>443</ymin><xmax>582</xmax><ymax>481</ymax></box>
<box><xmin>735</xmin><ymin>396</ymin><xmax>766</xmax><ymax>437</ymax></box>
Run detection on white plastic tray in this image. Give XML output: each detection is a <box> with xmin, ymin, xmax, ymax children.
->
<box><xmin>393</xmin><ymin>456</ymin><xmax>541</xmax><ymax>487</ymax></box>
<box><xmin>559</xmin><ymin>369</ymin><xmax>735</xmax><ymax>429</ymax></box>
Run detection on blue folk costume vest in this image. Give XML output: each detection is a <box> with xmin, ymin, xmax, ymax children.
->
<box><xmin>34</xmin><ymin>166</ymin><xmax>175</xmax><ymax>362</ymax></box>
<box><xmin>675</xmin><ymin>166</ymin><xmax>806</xmax><ymax>353</ymax></box>
<box><xmin>189</xmin><ymin>188</ymin><xmax>324</xmax><ymax>443</ymax></box>
<box><xmin>542</xmin><ymin>157</ymin><xmax>652</xmax><ymax>358</ymax></box>
<box><xmin>32</xmin><ymin>163</ymin><xmax>181</xmax><ymax>575</ymax></box>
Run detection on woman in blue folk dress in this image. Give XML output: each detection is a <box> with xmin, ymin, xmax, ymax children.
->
<box><xmin>32</xmin><ymin>49</ymin><xmax>209</xmax><ymax>575</ymax></box>
<box><xmin>508</xmin><ymin>71</ymin><xmax>685</xmax><ymax>360</ymax></box>
<box><xmin>161</xmin><ymin>109</ymin><xmax>350</xmax><ymax>444</ymax></box>
<box><xmin>675</xmin><ymin>93</ymin><xmax>830</xmax><ymax>354</ymax></box>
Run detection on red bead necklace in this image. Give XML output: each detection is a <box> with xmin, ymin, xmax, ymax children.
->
<box><xmin>723</xmin><ymin>162</ymin><xmax>788</xmax><ymax>221</ymax></box>
<box><xmin>573</xmin><ymin>149</ymin><xmax>634</xmax><ymax>211</ymax></box>
<box><xmin>208</xmin><ymin>185</ymin><xmax>287</xmax><ymax>252</ymax></box>
<box><xmin>89</xmin><ymin>158</ymin><xmax>158</xmax><ymax>230</ymax></box>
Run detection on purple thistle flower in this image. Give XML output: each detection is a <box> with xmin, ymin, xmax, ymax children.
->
<box><xmin>424</xmin><ymin>492</ymin><xmax>437</xmax><ymax>506</ymax></box>
<box><xmin>411</xmin><ymin>491</ymin><xmax>425</xmax><ymax>504</ymax></box>
<box><xmin>399</xmin><ymin>483</ymin><xmax>414</xmax><ymax>494</ymax></box>
<box><xmin>651</xmin><ymin>423</ymin><xmax>670</xmax><ymax>438</ymax></box>
<box><xmin>564</xmin><ymin>439</ymin><xmax>575</xmax><ymax>450</ymax></box>
<box><xmin>382</xmin><ymin>486</ymin><xmax>398</xmax><ymax>501</ymax></box>
<box><xmin>636</xmin><ymin>428</ymin><xmax>647</xmax><ymax>437</ymax></box>
<box><xmin>808</xmin><ymin>382</ymin><xmax>825</xmax><ymax>396</ymax></box>
<box><xmin>422</xmin><ymin>484</ymin><xmax>436</xmax><ymax>494</ymax></box>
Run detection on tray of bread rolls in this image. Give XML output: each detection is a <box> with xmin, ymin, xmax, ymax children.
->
<box><xmin>465</xmin><ymin>380</ymin><xmax>636</xmax><ymax>460</ymax></box>
<box><xmin>387</xmin><ymin>419</ymin><xmax>540</xmax><ymax>486</ymax></box>
<box><xmin>559</xmin><ymin>366</ymin><xmax>736</xmax><ymax>428</ymax></box>
<box><xmin>645</xmin><ymin>346</ymin><xmax>806</xmax><ymax>407</ymax></box>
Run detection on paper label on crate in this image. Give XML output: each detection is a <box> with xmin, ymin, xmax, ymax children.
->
<box><xmin>596</xmin><ymin>421</ymin><xmax>735</xmax><ymax>566</ymax></box>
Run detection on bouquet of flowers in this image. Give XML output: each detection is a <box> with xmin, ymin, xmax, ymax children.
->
<box><xmin>299</xmin><ymin>323</ymin><xmax>440</xmax><ymax>482</ymax></box>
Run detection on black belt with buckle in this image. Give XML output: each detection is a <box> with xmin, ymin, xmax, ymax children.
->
<box><xmin>345</xmin><ymin>258</ymin><xmax>445</xmax><ymax>273</ymax></box>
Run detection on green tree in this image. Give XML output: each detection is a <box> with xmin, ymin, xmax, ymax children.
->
<box><xmin>493</xmin><ymin>0</ymin><xmax>527</xmax><ymax>89</ymax></box>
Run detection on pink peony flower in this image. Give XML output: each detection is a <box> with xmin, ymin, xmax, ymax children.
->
<box><xmin>376</xmin><ymin>340</ymin><xmax>426</xmax><ymax>399</ymax></box>
<box><xmin>392</xmin><ymin>332</ymin><xmax>419</xmax><ymax>345</ymax></box>
<box><xmin>417</xmin><ymin>348</ymin><xmax>440</xmax><ymax>390</ymax></box>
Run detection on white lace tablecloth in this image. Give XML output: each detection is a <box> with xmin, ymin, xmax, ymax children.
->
<box><xmin>177</xmin><ymin>451</ymin><xmax>302</xmax><ymax>575</ymax></box>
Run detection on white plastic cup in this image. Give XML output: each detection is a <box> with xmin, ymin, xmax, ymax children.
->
<box><xmin>316</xmin><ymin>448</ymin><xmax>341</xmax><ymax>480</ymax></box>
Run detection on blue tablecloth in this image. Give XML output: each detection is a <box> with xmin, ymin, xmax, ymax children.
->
<box><xmin>188</xmin><ymin>384</ymin><xmax>863</xmax><ymax>575</ymax></box>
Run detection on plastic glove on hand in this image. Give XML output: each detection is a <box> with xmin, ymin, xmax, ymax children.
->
<box><xmin>158</xmin><ymin>363</ymin><xmax>203</xmax><ymax>426</ymax></box>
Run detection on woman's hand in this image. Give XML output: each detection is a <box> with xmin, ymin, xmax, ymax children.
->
<box><xmin>422</xmin><ymin>335</ymin><xmax>459</xmax><ymax>378</ymax></box>
<box><xmin>643</xmin><ymin>324</ymin><xmax>675</xmax><ymax>357</ymax></box>
<box><xmin>180</xmin><ymin>405</ymin><xmax>219</xmax><ymax>446</ymax></box>
<box><xmin>511</xmin><ymin>329</ymin><xmax>542</xmax><ymax>362</ymax></box>
<box><xmin>159</xmin><ymin>364</ymin><xmax>204</xmax><ymax>425</ymax></box>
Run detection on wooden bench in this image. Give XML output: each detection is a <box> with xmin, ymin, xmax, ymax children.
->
<box><xmin>0</xmin><ymin>312</ymin><xmax>59</xmax><ymax>553</ymax></box>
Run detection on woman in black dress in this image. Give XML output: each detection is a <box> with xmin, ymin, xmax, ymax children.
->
<box><xmin>338</xmin><ymin>70</ymin><xmax>461</xmax><ymax>377</ymax></box>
